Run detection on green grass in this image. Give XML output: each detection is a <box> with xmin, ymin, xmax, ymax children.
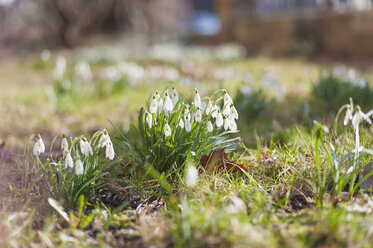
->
<box><xmin>2</xmin><ymin>43</ymin><xmax>373</xmax><ymax>247</ymax></box>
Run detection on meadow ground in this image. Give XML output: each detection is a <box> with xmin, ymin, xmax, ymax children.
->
<box><xmin>1</xmin><ymin>42</ymin><xmax>373</xmax><ymax>247</ymax></box>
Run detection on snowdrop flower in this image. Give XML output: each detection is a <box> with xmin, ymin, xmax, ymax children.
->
<box><xmin>216</xmin><ymin>111</ymin><xmax>223</xmax><ymax>128</ymax></box>
<box><xmin>164</xmin><ymin>122</ymin><xmax>172</xmax><ymax>137</ymax></box>
<box><xmin>205</xmin><ymin>101</ymin><xmax>212</xmax><ymax>115</ymax></box>
<box><xmin>195</xmin><ymin>108</ymin><xmax>202</xmax><ymax>123</ymax></box>
<box><xmin>222</xmin><ymin>104</ymin><xmax>231</xmax><ymax>116</ymax></box>
<box><xmin>224</xmin><ymin>117</ymin><xmax>230</xmax><ymax>130</ymax></box>
<box><xmin>223</xmin><ymin>91</ymin><xmax>233</xmax><ymax>106</ymax></box>
<box><xmin>156</xmin><ymin>93</ymin><xmax>164</xmax><ymax>115</ymax></box>
<box><xmin>65</xmin><ymin>152</ymin><xmax>74</xmax><ymax>169</ymax></box>
<box><xmin>228</xmin><ymin>116</ymin><xmax>238</xmax><ymax>131</ymax></box>
<box><xmin>80</xmin><ymin>139</ymin><xmax>93</xmax><ymax>156</ymax></box>
<box><xmin>179</xmin><ymin>118</ymin><xmax>184</xmax><ymax>128</ymax></box>
<box><xmin>75</xmin><ymin>158</ymin><xmax>84</xmax><ymax>176</ymax></box>
<box><xmin>185</xmin><ymin>164</ymin><xmax>198</xmax><ymax>187</ymax></box>
<box><xmin>33</xmin><ymin>135</ymin><xmax>45</xmax><ymax>156</ymax></box>
<box><xmin>98</xmin><ymin>131</ymin><xmax>111</xmax><ymax>148</ymax></box>
<box><xmin>53</xmin><ymin>56</ymin><xmax>66</xmax><ymax>80</ymax></box>
<box><xmin>171</xmin><ymin>87</ymin><xmax>179</xmax><ymax>106</ymax></box>
<box><xmin>344</xmin><ymin>103</ymin><xmax>353</xmax><ymax>126</ymax></box>
<box><xmin>230</xmin><ymin>104</ymin><xmax>238</xmax><ymax>120</ymax></box>
<box><xmin>41</xmin><ymin>50</ymin><xmax>51</xmax><ymax>62</ymax></box>
<box><xmin>185</xmin><ymin>115</ymin><xmax>192</xmax><ymax>132</ymax></box>
<box><xmin>207</xmin><ymin>121</ymin><xmax>213</xmax><ymax>132</ymax></box>
<box><xmin>194</xmin><ymin>89</ymin><xmax>201</xmax><ymax>109</ymax></box>
<box><xmin>146</xmin><ymin>112</ymin><xmax>153</xmax><ymax>128</ymax></box>
<box><xmin>163</xmin><ymin>92</ymin><xmax>173</xmax><ymax>113</ymax></box>
<box><xmin>75</xmin><ymin>60</ymin><xmax>93</xmax><ymax>82</ymax></box>
<box><xmin>352</xmin><ymin>109</ymin><xmax>371</xmax><ymax>130</ymax></box>
<box><xmin>61</xmin><ymin>137</ymin><xmax>69</xmax><ymax>153</ymax></box>
<box><xmin>105</xmin><ymin>141</ymin><xmax>115</xmax><ymax>160</ymax></box>
<box><xmin>149</xmin><ymin>96</ymin><xmax>158</xmax><ymax>114</ymax></box>
<box><xmin>211</xmin><ymin>105</ymin><xmax>219</xmax><ymax>118</ymax></box>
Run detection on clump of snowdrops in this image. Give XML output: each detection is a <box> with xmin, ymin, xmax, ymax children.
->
<box><xmin>313</xmin><ymin>98</ymin><xmax>373</xmax><ymax>207</ymax></box>
<box><xmin>22</xmin><ymin>130</ymin><xmax>115</xmax><ymax>210</ymax></box>
<box><xmin>116</xmin><ymin>87</ymin><xmax>240</xmax><ymax>179</ymax></box>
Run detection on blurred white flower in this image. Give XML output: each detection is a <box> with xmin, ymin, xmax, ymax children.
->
<box><xmin>185</xmin><ymin>164</ymin><xmax>198</xmax><ymax>187</ymax></box>
<box><xmin>223</xmin><ymin>92</ymin><xmax>233</xmax><ymax>106</ymax></box>
<box><xmin>164</xmin><ymin>122</ymin><xmax>172</xmax><ymax>137</ymax></box>
<box><xmin>171</xmin><ymin>87</ymin><xmax>179</xmax><ymax>106</ymax></box>
<box><xmin>222</xmin><ymin>104</ymin><xmax>231</xmax><ymax>116</ymax></box>
<box><xmin>226</xmin><ymin>196</ymin><xmax>246</xmax><ymax>214</ymax></box>
<box><xmin>98</xmin><ymin>131</ymin><xmax>111</xmax><ymax>148</ymax></box>
<box><xmin>224</xmin><ymin>118</ymin><xmax>230</xmax><ymax>130</ymax></box>
<box><xmin>195</xmin><ymin>108</ymin><xmax>202</xmax><ymax>122</ymax></box>
<box><xmin>163</xmin><ymin>92</ymin><xmax>173</xmax><ymax>113</ymax></box>
<box><xmin>53</xmin><ymin>56</ymin><xmax>66</xmax><ymax>80</ymax></box>
<box><xmin>185</xmin><ymin>116</ymin><xmax>192</xmax><ymax>132</ymax></box>
<box><xmin>194</xmin><ymin>89</ymin><xmax>201</xmax><ymax>109</ymax></box>
<box><xmin>105</xmin><ymin>141</ymin><xmax>115</xmax><ymax>160</ymax></box>
<box><xmin>179</xmin><ymin>118</ymin><xmax>184</xmax><ymax>129</ymax></box>
<box><xmin>41</xmin><ymin>50</ymin><xmax>51</xmax><ymax>62</ymax></box>
<box><xmin>344</xmin><ymin>103</ymin><xmax>353</xmax><ymax>126</ymax></box>
<box><xmin>205</xmin><ymin>101</ymin><xmax>212</xmax><ymax>115</ymax></box>
<box><xmin>150</xmin><ymin>96</ymin><xmax>158</xmax><ymax>114</ymax></box>
<box><xmin>65</xmin><ymin>152</ymin><xmax>74</xmax><ymax>169</ymax></box>
<box><xmin>216</xmin><ymin>111</ymin><xmax>223</xmax><ymax>128</ymax></box>
<box><xmin>61</xmin><ymin>137</ymin><xmax>69</xmax><ymax>152</ymax></box>
<box><xmin>156</xmin><ymin>92</ymin><xmax>164</xmax><ymax>115</ymax></box>
<box><xmin>75</xmin><ymin>159</ymin><xmax>84</xmax><ymax>176</ymax></box>
<box><xmin>75</xmin><ymin>60</ymin><xmax>93</xmax><ymax>82</ymax></box>
<box><xmin>33</xmin><ymin>135</ymin><xmax>45</xmax><ymax>156</ymax></box>
<box><xmin>207</xmin><ymin>121</ymin><xmax>213</xmax><ymax>132</ymax></box>
<box><xmin>230</xmin><ymin>105</ymin><xmax>238</xmax><ymax>120</ymax></box>
<box><xmin>146</xmin><ymin>112</ymin><xmax>153</xmax><ymax>128</ymax></box>
<box><xmin>80</xmin><ymin>139</ymin><xmax>93</xmax><ymax>156</ymax></box>
<box><xmin>211</xmin><ymin>105</ymin><xmax>219</xmax><ymax>118</ymax></box>
<box><xmin>352</xmin><ymin>110</ymin><xmax>371</xmax><ymax>130</ymax></box>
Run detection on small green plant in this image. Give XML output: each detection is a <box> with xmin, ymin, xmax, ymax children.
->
<box><xmin>21</xmin><ymin>130</ymin><xmax>115</xmax><ymax>210</ymax></box>
<box><xmin>115</xmin><ymin>88</ymin><xmax>240</xmax><ymax>179</ymax></box>
<box><xmin>313</xmin><ymin>99</ymin><xmax>373</xmax><ymax>207</ymax></box>
<box><xmin>234</xmin><ymin>86</ymin><xmax>272</xmax><ymax>121</ymax></box>
<box><xmin>312</xmin><ymin>71</ymin><xmax>373</xmax><ymax>113</ymax></box>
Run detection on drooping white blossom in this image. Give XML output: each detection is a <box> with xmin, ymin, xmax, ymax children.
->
<box><xmin>33</xmin><ymin>136</ymin><xmax>45</xmax><ymax>156</ymax></box>
<box><xmin>352</xmin><ymin>110</ymin><xmax>371</xmax><ymax>130</ymax></box>
<box><xmin>185</xmin><ymin>164</ymin><xmax>198</xmax><ymax>187</ymax></box>
<box><xmin>98</xmin><ymin>131</ymin><xmax>111</xmax><ymax>148</ymax></box>
<box><xmin>164</xmin><ymin>122</ymin><xmax>172</xmax><ymax>137</ymax></box>
<box><xmin>105</xmin><ymin>141</ymin><xmax>115</xmax><ymax>160</ymax></box>
<box><xmin>53</xmin><ymin>56</ymin><xmax>66</xmax><ymax>80</ymax></box>
<box><xmin>61</xmin><ymin>137</ymin><xmax>69</xmax><ymax>152</ymax></box>
<box><xmin>80</xmin><ymin>139</ymin><xmax>93</xmax><ymax>156</ymax></box>
<box><xmin>75</xmin><ymin>60</ymin><xmax>93</xmax><ymax>82</ymax></box>
<box><xmin>163</xmin><ymin>92</ymin><xmax>173</xmax><ymax>113</ymax></box>
<box><xmin>150</xmin><ymin>96</ymin><xmax>158</xmax><ymax>114</ymax></box>
<box><xmin>207</xmin><ymin>121</ymin><xmax>213</xmax><ymax>132</ymax></box>
<box><xmin>185</xmin><ymin>116</ymin><xmax>192</xmax><ymax>132</ymax></box>
<box><xmin>216</xmin><ymin>111</ymin><xmax>224</xmax><ymax>128</ymax></box>
<box><xmin>146</xmin><ymin>112</ymin><xmax>153</xmax><ymax>128</ymax></box>
<box><xmin>223</xmin><ymin>91</ymin><xmax>233</xmax><ymax>106</ymax></box>
<box><xmin>195</xmin><ymin>108</ymin><xmax>202</xmax><ymax>123</ymax></box>
<box><xmin>224</xmin><ymin>117</ymin><xmax>230</xmax><ymax>130</ymax></box>
<box><xmin>179</xmin><ymin>118</ymin><xmax>184</xmax><ymax>128</ymax></box>
<box><xmin>211</xmin><ymin>105</ymin><xmax>219</xmax><ymax>118</ymax></box>
<box><xmin>205</xmin><ymin>101</ymin><xmax>212</xmax><ymax>115</ymax></box>
<box><xmin>75</xmin><ymin>159</ymin><xmax>84</xmax><ymax>176</ymax></box>
<box><xmin>222</xmin><ymin>104</ymin><xmax>231</xmax><ymax>116</ymax></box>
<box><xmin>171</xmin><ymin>87</ymin><xmax>179</xmax><ymax>106</ymax></box>
<box><xmin>65</xmin><ymin>152</ymin><xmax>74</xmax><ymax>169</ymax></box>
<box><xmin>230</xmin><ymin>105</ymin><xmax>239</xmax><ymax>120</ymax></box>
<box><xmin>194</xmin><ymin>89</ymin><xmax>201</xmax><ymax>109</ymax></box>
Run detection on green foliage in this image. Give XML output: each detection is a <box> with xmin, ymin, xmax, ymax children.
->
<box><xmin>312</xmin><ymin>72</ymin><xmax>373</xmax><ymax>113</ymax></box>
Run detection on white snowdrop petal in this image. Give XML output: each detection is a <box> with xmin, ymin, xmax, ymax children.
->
<box><xmin>75</xmin><ymin>159</ymin><xmax>84</xmax><ymax>175</ymax></box>
<box><xmin>185</xmin><ymin>164</ymin><xmax>198</xmax><ymax>187</ymax></box>
<box><xmin>207</xmin><ymin>121</ymin><xmax>213</xmax><ymax>132</ymax></box>
<box><xmin>164</xmin><ymin>123</ymin><xmax>172</xmax><ymax>137</ymax></box>
<box><xmin>61</xmin><ymin>138</ymin><xmax>69</xmax><ymax>152</ymax></box>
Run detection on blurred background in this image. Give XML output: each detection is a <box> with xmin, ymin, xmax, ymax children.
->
<box><xmin>1</xmin><ymin>0</ymin><xmax>373</xmax><ymax>149</ymax></box>
<box><xmin>1</xmin><ymin>0</ymin><xmax>373</xmax><ymax>60</ymax></box>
